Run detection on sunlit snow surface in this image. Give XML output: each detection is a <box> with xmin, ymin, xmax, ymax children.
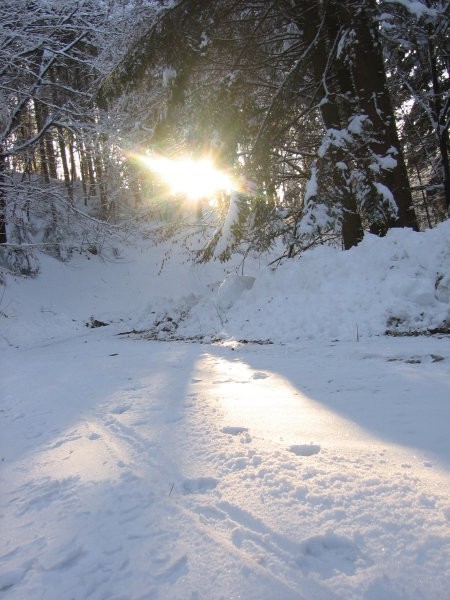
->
<box><xmin>1</xmin><ymin>223</ymin><xmax>450</xmax><ymax>598</ymax></box>
<box><xmin>2</xmin><ymin>331</ymin><xmax>450</xmax><ymax>599</ymax></box>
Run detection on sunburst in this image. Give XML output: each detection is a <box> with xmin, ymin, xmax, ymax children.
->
<box><xmin>138</xmin><ymin>154</ymin><xmax>234</xmax><ymax>201</ymax></box>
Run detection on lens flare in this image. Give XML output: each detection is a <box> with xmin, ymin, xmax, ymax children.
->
<box><xmin>138</xmin><ymin>154</ymin><xmax>234</xmax><ymax>200</ymax></box>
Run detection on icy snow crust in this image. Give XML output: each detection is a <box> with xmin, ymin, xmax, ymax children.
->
<box><xmin>1</xmin><ymin>223</ymin><xmax>450</xmax><ymax>599</ymax></box>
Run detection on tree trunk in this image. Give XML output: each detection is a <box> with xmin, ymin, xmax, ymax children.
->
<box><xmin>427</xmin><ymin>35</ymin><xmax>450</xmax><ymax>213</ymax></box>
<box><xmin>94</xmin><ymin>153</ymin><xmax>109</xmax><ymax>219</ymax></box>
<box><xmin>0</xmin><ymin>146</ymin><xmax>7</xmax><ymax>244</ymax></box>
<box><xmin>349</xmin><ymin>1</ymin><xmax>419</xmax><ymax>231</ymax></box>
<box><xmin>33</xmin><ymin>99</ymin><xmax>50</xmax><ymax>184</ymax></box>
<box><xmin>68</xmin><ymin>133</ymin><xmax>77</xmax><ymax>183</ymax></box>
<box><xmin>57</xmin><ymin>129</ymin><xmax>74</xmax><ymax>202</ymax></box>
<box><xmin>79</xmin><ymin>137</ymin><xmax>97</xmax><ymax>201</ymax></box>
<box><xmin>44</xmin><ymin>133</ymin><xmax>58</xmax><ymax>180</ymax></box>
<box><xmin>323</xmin><ymin>2</ymin><xmax>366</xmax><ymax>248</ymax></box>
<box><xmin>78</xmin><ymin>138</ymin><xmax>89</xmax><ymax>205</ymax></box>
<box><xmin>299</xmin><ymin>0</ymin><xmax>364</xmax><ymax>249</ymax></box>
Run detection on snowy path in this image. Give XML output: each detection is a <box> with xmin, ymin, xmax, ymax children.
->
<box><xmin>1</xmin><ymin>331</ymin><xmax>450</xmax><ymax>599</ymax></box>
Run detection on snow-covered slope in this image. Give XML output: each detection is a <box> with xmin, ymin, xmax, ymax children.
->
<box><xmin>1</xmin><ymin>222</ymin><xmax>449</xmax><ymax>349</ymax></box>
<box><xmin>1</xmin><ymin>224</ymin><xmax>450</xmax><ymax>599</ymax></box>
<box><xmin>215</xmin><ymin>223</ymin><xmax>450</xmax><ymax>342</ymax></box>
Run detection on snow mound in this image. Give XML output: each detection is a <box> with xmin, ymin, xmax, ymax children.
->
<box><xmin>218</xmin><ymin>222</ymin><xmax>450</xmax><ymax>342</ymax></box>
<box><xmin>1</xmin><ymin>221</ymin><xmax>450</xmax><ymax>348</ymax></box>
<box><xmin>162</xmin><ymin>222</ymin><xmax>450</xmax><ymax>343</ymax></box>
<box><xmin>217</xmin><ymin>274</ymin><xmax>256</xmax><ymax>311</ymax></box>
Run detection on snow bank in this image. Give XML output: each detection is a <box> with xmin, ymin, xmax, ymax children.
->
<box><xmin>1</xmin><ymin>221</ymin><xmax>450</xmax><ymax>348</ymax></box>
<box><xmin>217</xmin><ymin>222</ymin><xmax>450</xmax><ymax>342</ymax></box>
<box><xmin>175</xmin><ymin>221</ymin><xmax>450</xmax><ymax>343</ymax></box>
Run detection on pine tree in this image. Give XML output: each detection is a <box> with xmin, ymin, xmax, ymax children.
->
<box><xmin>101</xmin><ymin>0</ymin><xmax>450</xmax><ymax>257</ymax></box>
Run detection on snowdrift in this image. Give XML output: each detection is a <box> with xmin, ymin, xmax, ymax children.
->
<box><xmin>1</xmin><ymin>221</ymin><xmax>449</xmax><ymax>348</ymax></box>
<box><xmin>144</xmin><ymin>221</ymin><xmax>450</xmax><ymax>343</ymax></box>
<box><xmin>208</xmin><ymin>223</ymin><xmax>450</xmax><ymax>343</ymax></box>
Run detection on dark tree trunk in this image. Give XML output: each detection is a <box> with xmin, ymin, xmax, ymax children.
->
<box><xmin>427</xmin><ymin>35</ymin><xmax>450</xmax><ymax>213</ymax></box>
<box><xmin>57</xmin><ymin>129</ymin><xmax>73</xmax><ymax>202</ymax></box>
<box><xmin>68</xmin><ymin>134</ymin><xmax>77</xmax><ymax>183</ymax></box>
<box><xmin>33</xmin><ymin>100</ymin><xmax>50</xmax><ymax>184</ymax></box>
<box><xmin>0</xmin><ymin>147</ymin><xmax>7</xmax><ymax>244</ymax></box>
<box><xmin>94</xmin><ymin>136</ymin><xmax>109</xmax><ymax>219</ymax></box>
<box><xmin>79</xmin><ymin>138</ymin><xmax>97</xmax><ymax>201</ymax></box>
<box><xmin>45</xmin><ymin>133</ymin><xmax>58</xmax><ymax>180</ymax></box>
<box><xmin>94</xmin><ymin>154</ymin><xmax>109</xmax><ymax>219</ymax></box>
<box><xmin>439</xmin><ymin>131</ymin><xmax>450</xmax><ymax>214</ymax></box>
<box><xmin>288</xmin><ymin>0</ymin><xmax>418</xmax><ymax>241</ymax></box>
<box><xmin>78</xmin><ymin>138</ymin><xmax>89</xmax><ymax>205</ymax></box>
<box><xmin>349</xmin><ymin>1</ymin><xmax>419</xmax><ymax>231</ymax></box>
<box><xmin>300</xmin><ymin>0</ymin><xmax>364</xmax><ymax>249</ymax></box>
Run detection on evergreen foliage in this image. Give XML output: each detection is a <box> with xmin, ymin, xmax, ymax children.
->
<box><xmin>0</xmin><ymin>0</ymin><xmax>448</xmax><ymax>271</ymax></box>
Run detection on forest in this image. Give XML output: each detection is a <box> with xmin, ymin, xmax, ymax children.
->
<box><xmin>2</xmin><ymin>3</ymin><xmax>450</xmax><ymax>599</ymax></box>
<box><xmin>1</xmin><ymin>0</ymin><xmax>449</xmax><ymax>274</ymax></box>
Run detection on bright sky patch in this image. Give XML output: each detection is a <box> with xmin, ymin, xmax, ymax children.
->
<box><xmin>139</xmin><ymin>154</ymin><xmax>234</xmax><ymax>200</ymax></box>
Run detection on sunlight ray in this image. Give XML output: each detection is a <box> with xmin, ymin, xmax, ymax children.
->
<box><xmin>137</xmin><ymin>153</ymin><xmax>235</xmax><ymax>200</ymax></box>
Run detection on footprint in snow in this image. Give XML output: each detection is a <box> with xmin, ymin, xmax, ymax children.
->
<box><xmin>296</xmin><ymin>533</ymin><xmax>366</xmax><ymax>578</ymax></box>
<box><xmin>301</xmin><ymin>533</ymin><xmax>355</xmax><ymax>557</ymax></box>
<box><xmin>182</xmin><ymin>477</ymin><xmax>218</xmax><ymax>494</ymax></box>
<box><xmin>252</xmin><ymin>372</ymin><xmax>269</xmax><ymax>380</ymax></box>
<box><xmin>154</xmin><ymin>554</ymin><xmax>188</xmax><ymax>583</ymax></box>
<box><xmin>50</xmin><ymin>433</ymin><xmax>82</xmax><ymax>449</ymax></box>
<box><xmin>289</xmin><ymin>444</ymin><xmax>321</xmax><ymax>457</ymax></box>
<box><xmin>222</xmin><ymin>426</ymin><xmax>249</xmax><ymax>436</ymax></box>
<box><xmin>110</xmin><ymin>405</ymin><xmax>129</xmax><ymax>415</ymax></box>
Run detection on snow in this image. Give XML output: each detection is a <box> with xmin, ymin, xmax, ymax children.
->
<box><xmin>372</xmin><ymin>181</ymin><xmax>398</xmax><ymax>215</ymax></box>
<box><xmin>304</xmin><ymin>166</ymin><xmax>318</xmax><ymax>203</ymax></box>
<box><xmin>1</xmin><ymin>222</ymin><xmax>450</xmax><ymax>599</ymax></box>
<box><xmin>317</xmin><ymin>128</ymin><xmax>352</xmax><ymax>158</ymax></box>
<box><xmin>217</xmin><ymin>274</ymin><xmax>255</xmax><ymax>311</ymax></box>
<box><xmin>347</xmin><ymin>114</ymin><xmax>369</xmax><ymax>136</ymax></box>
<box><xmin>377</xmin><ymin>153</ymin><xmax>397</xmax><ymax>170</ymax></box>
<box><xmin>211</xmin><ymin>191</ymin><xmax>242</xmax><ymax>259</ymax></box>
<box><xmin>162</xmin><ymin>66</ymin><xmax>177</xmax><ymax>87</ymax></box>
<box><xmin>384</xmin><ymin>0</ymin><xmax>438</xmax><ymax>19</ymax></box>
<box><xmin>199</xmin><ymin>32</ymin><xmax>209</xmax><ymax>50</ymax></box>
<box><xmin>297</xmin><ymin>203</ymin><xmax>331</xmax><ymax>237</ymax></box>
<box><xmin>369</xmin><ymin>153</ymin><xmax>398</xmax><ymax>173</ymax></box>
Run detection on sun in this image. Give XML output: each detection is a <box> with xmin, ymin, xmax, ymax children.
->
<box><xmin>138</xmin><ymin>154</ymin><xmax>234</xmax><ymax>200</ymax></box>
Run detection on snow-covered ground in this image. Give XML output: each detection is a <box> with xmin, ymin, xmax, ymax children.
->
<box><xmin>1</xmin><ymin>223</ymin><xmax>450</xmax><ymax>599</ymax></box>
